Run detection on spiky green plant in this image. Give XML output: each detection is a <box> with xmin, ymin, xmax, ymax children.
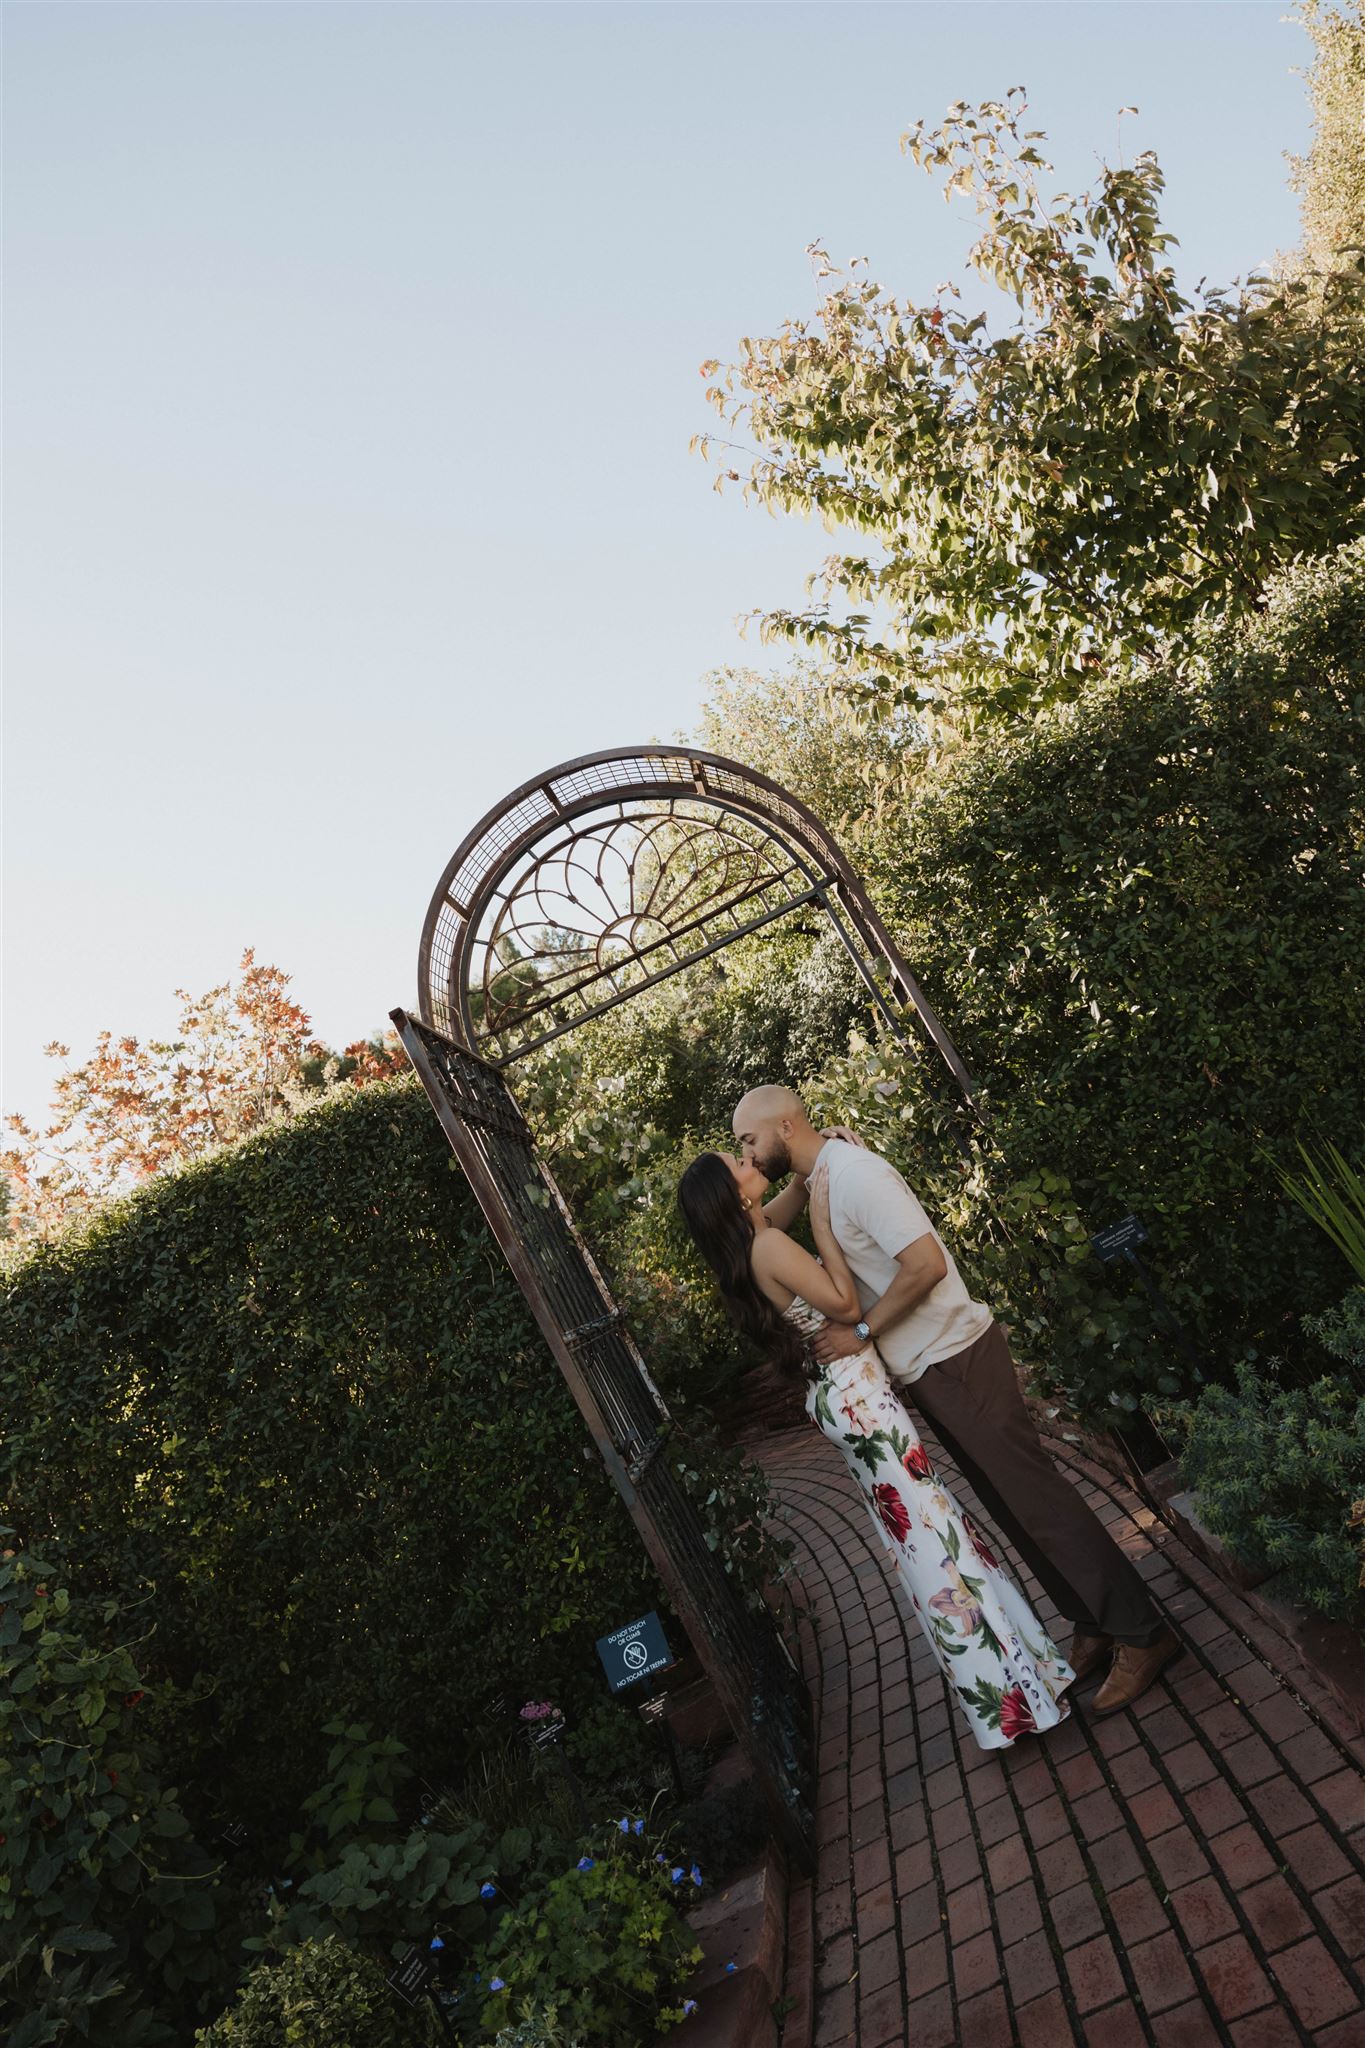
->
<box><xmin>1276</xmin><ymin>1138</ymin><xmax>1365</xmax><ymax>1287</ymax></box>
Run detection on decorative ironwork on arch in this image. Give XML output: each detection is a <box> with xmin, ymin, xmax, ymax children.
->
<box><xmin>418</xmin><ymin>745</ymin><xmax>976</xmax><ymax>1103</ymax></box>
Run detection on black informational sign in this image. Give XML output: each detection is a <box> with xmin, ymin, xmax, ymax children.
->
<box><xmin>596</xmin><ymin>1610</ymin><xmax>673</xmax><ymax>1693</ymax></box>
<box><xmin>387</xmin><ymin>1945</ymin><xmax>434</xmax><ymax>2007</ymax></box>
<box><xmin>1090</xmin><ymin>1215</ymin><xmax>1149</xmax><ymax>1264</ymax></box>
<box><xmin>216</xmin><ymin>1821</ymin><xmax>249</xmax><ymax>1852</ymax></box>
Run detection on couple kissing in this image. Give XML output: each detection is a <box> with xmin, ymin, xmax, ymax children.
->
<box><xmin>678</xmin><ymin>1086</ymin><xmax>1181</xmax><ymax>1752</ymax></box>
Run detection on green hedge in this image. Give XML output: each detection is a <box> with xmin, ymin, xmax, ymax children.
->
<box><xmin>194</xmin><ymin>1937</ymin><xmax>440</xmax><ymax>2048</ymax></box>
<box><xmin>1</xmin><ymin>1535</ymin><xmax>229</xmax><ymax>2048</ymax></box>
<box><xmin>864</xmin><ymin>541</ymin><xmax>1365</xmax><ymax>1412</ymax></box>
<box><xmin>0</xmin><ymin>1078</ymin><xmax>659</xmax><ymax>1844</ymax></box>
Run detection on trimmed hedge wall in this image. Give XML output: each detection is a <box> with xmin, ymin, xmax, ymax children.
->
<box><xmin>0</xmin><ymin>1078</ymin><xmax>659</xmax><ymax>1842</ymax></box>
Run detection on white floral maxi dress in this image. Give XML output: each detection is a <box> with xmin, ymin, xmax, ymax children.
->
<box><xmin>788</xmin><ymin>1299</ymin><xmax>1074</xmax><ymax>1750</ymax></box>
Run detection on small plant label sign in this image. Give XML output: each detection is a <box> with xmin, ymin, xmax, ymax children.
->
<box><xmin>387</xmin><ymin>1945</ymin><xmax>434</xmax><ymax>2006</ymax></box>
<box><xmin>1090</xmin><ymin>1215</ymin><xmax>1149</xmax><ymax>1263</ymax></box>
<box><xmin>596</xmin><ymin>1610</ymin><xmax>673</xmax><ymax>1693</ymax></box>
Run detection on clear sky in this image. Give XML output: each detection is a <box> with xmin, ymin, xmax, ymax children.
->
<box><xmin>4</xmin><ymin>2</ymin><xmax>1312</xmax><ymax>1127</ymax></box>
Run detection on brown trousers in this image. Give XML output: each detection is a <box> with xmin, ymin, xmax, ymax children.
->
<box><xmin>905</xmin><ymin>1321</ymin><xmax>1164</xmax><ymax>1648</ymax></box>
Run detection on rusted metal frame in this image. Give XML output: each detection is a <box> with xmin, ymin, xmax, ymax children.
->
<box><xmin>421</xmin><ymin>746</ymin><xmax>975</xmax><ymax>1111</ymax></box>
<box><xmin>389</xmin><ymin>1008</ymin><xmax>815</xmax><ymax>1870</ymax></box>
<box><xmin>482</xmin><ymin>869</ymin><xmax>811</xmax><ymax>1057</ymax></box>
<box><xmin>472</xmin><ymin>796</ymin><xmax>822</xmax><ymax>1017</ymax></box>
<box><xmin>628</xmin><ymin>813</ymin><xmax>719</xmax><ymax>924</ymax></box>
<box><xmin>419</xmin><ymin>749</ymin><xmax>845</xmax><ymax>1033</ymax></box>
<box><xmin>832</xmin><ymin>877</ymin><xmax>979</xmax><ymax>1111</ymax></box>
<box><xmin>484</xmin><ymin>881</ymin><xmax>828</xmax><ymax>1067</ymax></box>
<box><xmin>391</xmin><ymin>1008</ymin><xmax>638</xmax><ymax>1494</ymax></box>
<box><xmin>479</xmin><ymin>847</ymin><xmax>812</xmax><ymax>1046</ymax></box>
<box><xmin>814</xmin><ymin>882</ymin><xmax>978</xmax><ymax>1108</ymax></box>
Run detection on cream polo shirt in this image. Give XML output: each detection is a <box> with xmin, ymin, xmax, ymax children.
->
<box><xmin>817</xmin><ymin>1139</ymin><xmax>993</xmax><ymax>1382</ymax></box>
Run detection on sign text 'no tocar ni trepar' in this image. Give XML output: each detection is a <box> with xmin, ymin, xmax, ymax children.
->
<box><xmin>596</xmin><ymin>1611</ymin><xmax>673</xmax><ymax>1694</ymax></box>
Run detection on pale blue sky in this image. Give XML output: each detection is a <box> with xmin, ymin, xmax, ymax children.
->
<box><xmin>4</xmin><ymin>3</ymin><xmax>1312</xmax><ymax>1126</ymax></box>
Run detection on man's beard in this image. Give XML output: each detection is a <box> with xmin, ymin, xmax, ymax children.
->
<box><xmin>754</xmin><ymin>1137</ymin><xmax>792</xmax><ymax>1181</ymax></box>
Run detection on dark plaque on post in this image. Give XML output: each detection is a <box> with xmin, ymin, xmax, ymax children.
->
<box><xmin>387</xmin><ymin>1945</ymin><xmax>434</xmax><ymax>2007</ymax></box>
<box><xmin>596</xmin><ymin>1610</ymin><xmax>673</xmax><ymax>1694</ymax></box>
<box><xmin>1090</xmin><ymin>1215</ymin><xmax>1149</xmax><ymax>1264</ymax></box>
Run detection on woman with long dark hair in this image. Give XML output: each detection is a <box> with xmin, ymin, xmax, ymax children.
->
<box><xmin>678</xmin><ymin>1147</ymin><xmax>1073</xmax><ymax>1750</ymax></box>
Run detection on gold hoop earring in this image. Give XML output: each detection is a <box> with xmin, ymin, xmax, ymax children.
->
<box><xmin>742</xmin><ymin>1196</ymin><xmax>752</xmax><ymax>1211</ymax></box>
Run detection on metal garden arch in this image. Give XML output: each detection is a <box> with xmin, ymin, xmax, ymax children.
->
<box><xmin>391</xmin><ymin>747</ymin><xmax>977</xmax><ymax>1872</ymax></box>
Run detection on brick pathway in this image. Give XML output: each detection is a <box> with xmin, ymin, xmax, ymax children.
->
<box><xmin>756</xmin><ymin>1421</ymin><xmax>1365</xmax><ymax>2046</ymax></box>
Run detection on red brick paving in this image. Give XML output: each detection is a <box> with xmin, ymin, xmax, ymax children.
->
<box><xmin>761</xmin><ymin>1423</ymin><xmax>1365</xmax><ymax>2045</ymax></box>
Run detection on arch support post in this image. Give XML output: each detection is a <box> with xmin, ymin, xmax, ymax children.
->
<box><xmin>392</xmin><ymin>1006</ymin><xmax>817</xmax><ymax>1873</ymax></box>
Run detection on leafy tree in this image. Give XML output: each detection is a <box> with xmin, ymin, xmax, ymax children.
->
<box><xmin>691</xmin><ymin>660</ymin><xmax>926</xmax><ymax>839</ymax></box>
<box><xmin>1288</xmin><ymin>1</ymin><xmax>1365</xmax><ymax>276</ymax></box>
<box><xmin>1</xmin><ymin>951</ymin><xmax>405</xmax><ymax>1242</ymax></box>
<box><xmin>695</xmin><ymin>91</ymin><xmax>1365</xmax><ymax>729</ymax></box>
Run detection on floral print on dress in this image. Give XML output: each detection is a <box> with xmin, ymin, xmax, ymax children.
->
<box><xmin>788</xmin><ymin>1298</ymin><xmax>1073</xmax><ymax>1752</ymax></box>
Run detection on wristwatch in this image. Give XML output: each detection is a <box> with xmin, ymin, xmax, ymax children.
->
<box><xmin>855</xmin><ymin>1320</ymin><xmax>872</xmax><ymax>1343</ymax></box>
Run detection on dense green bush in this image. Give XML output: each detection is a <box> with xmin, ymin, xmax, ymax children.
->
<box><xmin>0</xmin><ymin>1536</ymin><xmax>227</xmax><ymax>2048</ymax></box>
<box><xmin>491</xmin><ymin>2003</ymin><xmax>584</xmax><ymax>2048</ymax></box>
<box><xmin>460</xmin><ymin>1820</ymin><xmax>702</xmax><ymax>2044</ymax></box>
<box><xmin>1169</xmin><ymin>1363</ymin><xmax>1365</xmax><ymax>1619</ymax></box>
<box><xmin>194</xmin><ymin>1936</ymin><xmax>439</xmax><ymax>2048</ymax></box>
<box><xmin>0</xmin><ymin>1079</ymin><xmax>662</xmax><ymax>1845</ymax></box>
<box><xmin>248</xmin><ymin>1722</ymin><xmax>526</xmax><ymax>1965</ymax></box>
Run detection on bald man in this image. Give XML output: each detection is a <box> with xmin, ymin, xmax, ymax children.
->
<box><xmin>731</xmin><ymin>1085</ymin><xmax>1180</xmax><ymax>1717</ymax></box>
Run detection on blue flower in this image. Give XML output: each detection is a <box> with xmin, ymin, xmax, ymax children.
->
<box><xmin>633</xmin><ymin>1817</ymin><xmax>644</xmax><ymax>1834</ymax></box>
<box><xmin>726</xmin><ymin>1961</ymin><xmax>737</xmax><ymax>1973</ymax></box>
<box><xmin>429</xmin><ymin>1936</ymin><xmax>445</xmax><ymax>1953</ymax></box>
<box><xmin>690</xmin><ymin>1864</ymin><xmax>703</xmax><ymax>1886</ymax></box>
<box><xmin>683</xmin><ymin>1999</ymin><xmax>698</xmax><ymax>2017</ymax></box>
<box><xmin>576</xmin><ymin>1856</ymin><xmax>595</xmax><ymax>1871</ymax></box>
<box><xmin>617</xmin><ymin>1816</ymin><xmax>630</xmax><ymax>1832</ymax></box>
<box><xmin>670</xmin><ymin>1866</ymin><xmax>684</xmax><ymax>1883</ymax></box>
<box><xmin>479</xmin><ymin>1882</ymin><xmax>496</xmax><ymax>1899</ymax></box>
<box><xmin>655</xmin><ymin>1852</ymin><xmax>666</xmax><ymax>1864</ymax></box>
<box><xmin>490</xmin><ymin>1978</ymin><xmax>506</xmax><ymax>1993</ymax></box>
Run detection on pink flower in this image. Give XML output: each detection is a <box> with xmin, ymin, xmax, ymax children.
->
<box><xmin>999</xmin><ymin>1686</ymin><xmax>1036</xmax><ymax>1741</ymax></box>
<box><xmin>872</xmin><ymin>1484</ymin><xmax>911</xmax><ymax>1545</ymax></box>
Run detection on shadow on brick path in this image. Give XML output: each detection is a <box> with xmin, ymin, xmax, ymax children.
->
<box><xmin>754</xmin><ymin>1422</ymin><xmax>1365</xmax><ymax>2047</ymax></box>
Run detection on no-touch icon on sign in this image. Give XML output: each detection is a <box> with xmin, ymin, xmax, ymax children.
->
<box><xmin>596</xmin><ymin>1611</ymin><xmax>673</xmax><ymax>1693</ymax></box>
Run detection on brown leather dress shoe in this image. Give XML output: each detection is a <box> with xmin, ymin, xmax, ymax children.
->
<box><xmin>1091</xmin><ymin>1625</ymin><xmax>1183</xmax><ymax>1717</ymax></box>
<box><xmin>1067</xmin><ymin>1630</ymin><xmax>1115</xmax><ymax>1686</ymax></box>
